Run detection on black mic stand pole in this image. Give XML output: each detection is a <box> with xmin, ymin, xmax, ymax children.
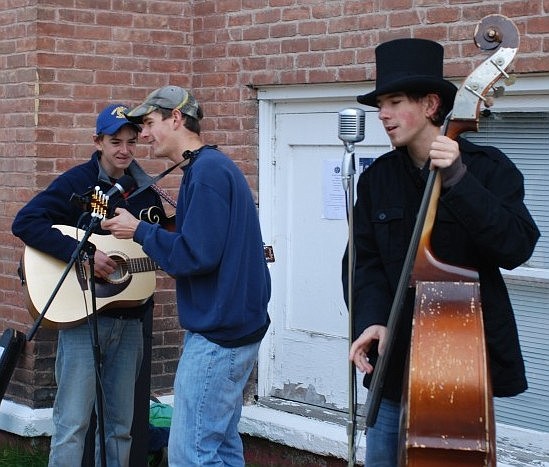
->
<box><xmin>83</xmin><ymin>236</ymin><xmax>108</xmax><ymax>467</ymax></box>
<box><xmin>26</xmin><ymin>215</ymin><xmax>108</xmax><ymax>467</ymax></box>
<box><xmin>342</xmin><ymin>142</ymin><xmax>357</xmax><ymax>467</ymax></box>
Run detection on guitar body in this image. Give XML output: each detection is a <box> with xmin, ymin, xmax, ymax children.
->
<box><xmin>140</xmin><ymin>205</ymin><xmax>176</xmax><ymax>232</ymax></box>
<box><xmin>22</xmin><ymin>225</ymin><xmax>157</xmax><ymax>329</ymax></box>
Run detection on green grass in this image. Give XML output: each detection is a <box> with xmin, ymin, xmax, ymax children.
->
<box><xmin>0</xmin><ymin>447</ymin><xmax>164</xmax><ymax>467</ymax></box>
<box><xmin>0</xmin><ymin>445</ymin><xmax>264</xmax><ymax>466</ymax></box>
<box><xmin>0</xmin><ymin>446</ymin><xmax>49</xmax><ymax>467</ymax></box>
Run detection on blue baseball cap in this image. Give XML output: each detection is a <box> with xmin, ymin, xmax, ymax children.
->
<box><xmin>96</xmin><ymin>104</ymin><xmax>142</xmax><ymax>136</ymax></box>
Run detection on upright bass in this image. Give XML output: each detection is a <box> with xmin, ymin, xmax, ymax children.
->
<box><xmin>363</xmin><ymin>15</ymin><xmax>520</xmax><ymax>466</ymax></box>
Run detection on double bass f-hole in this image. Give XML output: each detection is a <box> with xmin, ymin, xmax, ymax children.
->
<box><xmin>363</xmin><ymin>14</ymin><xmax>520</xmax><ymax>467</ymax></box>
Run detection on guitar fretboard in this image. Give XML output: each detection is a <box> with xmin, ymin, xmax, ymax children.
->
<box><xmin>126</xmin><ymin>257</ymin><xmax>160</xmax><ymax>273</ymax></box>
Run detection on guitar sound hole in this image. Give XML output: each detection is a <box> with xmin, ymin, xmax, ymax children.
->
<box><xmin>105</xmin><ymin>254</ymin><xmax>129</xmax><ymax>284</ymax></box>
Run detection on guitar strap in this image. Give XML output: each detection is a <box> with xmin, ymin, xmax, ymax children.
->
<box><xmin>126</xmin><ymin>145</ymin><xmax>218</xmax><ymax>207</ymax></box>
<box><xmin>150</xmin><ymin>184</ymin><xmax>177</xmax><ymax>208</ymax></box>
<box><xmin>126</xmin><ymin>160</ymin><xmax>182</xmax><ymax>205</ymax></box>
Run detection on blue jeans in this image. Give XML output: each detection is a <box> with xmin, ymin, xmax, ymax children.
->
<box><xmin>168</xmin><ymin>331</ymin><xmax>261</xmax><ymax>466</ymax></box>
<box><xmin>365</xmin><ymin>398</ymin><xmax>400</xmax><ymax>467</ymax></box>
<box><xmin>48</xmin><ymin>316</ymin><xmax>143</xmax><ymax>467</ymax></box>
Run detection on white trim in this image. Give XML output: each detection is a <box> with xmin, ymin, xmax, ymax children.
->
<box><xmin>257</xmin><ymin>99</ymin><xmax>277</xmax><ymax>399</ymax></box>
<box><xmin>240</xmin><ymin>404</ymin><xmax>365</xmax><ymax>462</ymax></box>
<box><xmin>1</xmin><ymin>398</ymin><xmax>547</xmax><ymax>465</ymax></box>
<box><xmin>257</xmin><ymin>82</ymin><xmax>371</xmax><ymax>102</ymax></box>
<box><xmin>0</xmin><ymin>400</ymin><xmax>52</xmax><ymax>437</ymax></box>
<box><xmin>256</xmin><ymin>74</ymin><xmax>549</xmax><ymax>106</ymax></box>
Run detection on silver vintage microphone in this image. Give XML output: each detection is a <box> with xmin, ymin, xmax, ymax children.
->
<box><xmin>338</xmin><ymin>107</ymin><xmax>365</xmax><ymax>467</ymax></box>
<box><xmin>338</xmin><ymin>108</ymin><xmax>365</xmax><ymax>191</ymax></box>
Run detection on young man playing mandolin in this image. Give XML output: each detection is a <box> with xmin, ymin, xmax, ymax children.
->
<box><xmin>343</xmin><ymin>38</ymin><xmax>539</xmax><ymax>466</ymax></box>
<box><xmin>12</xmin><ymin>104</ymin><xmax>166</xmax><ymax>467</ymax></box>
<box><xmin>101</xmin><ymin>86</ymin><xmax>271</xmax><ymax>466</ymax></box>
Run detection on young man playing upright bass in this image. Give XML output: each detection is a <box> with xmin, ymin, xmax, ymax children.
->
<box><xmin>343</xmin><ymin>38</ymin><xmax>539</xmax><ymax>466</ymax></box>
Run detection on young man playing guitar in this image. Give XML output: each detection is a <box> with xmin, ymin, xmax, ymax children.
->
<box><xmin>12</xmin><ymin>103</ymin><xmax>166</xmax><ymax>467</ymax></box>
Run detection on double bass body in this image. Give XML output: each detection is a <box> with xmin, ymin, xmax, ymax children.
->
<box><xmin>401</xmin><ymin>280</ymin><xmax>495</xmax><ymax>466</ymax></box>
<box><xmin>401</xmin><ymin>158</ymin><xmax>495</xmax><ymax>465</ymax></box>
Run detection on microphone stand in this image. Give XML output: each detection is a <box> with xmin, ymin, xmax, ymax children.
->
<box><xmin>26</xmin><ymin>214</ymin><xmax>108</xmax><ymax>467</ymax></box>
<box><xmin>85</xmin><ymin>234</ymin><xmax>108</xmax><ymax>467</ymax></box>
<box><xmin>342</xmin><ymin>141</ymin><xmax>357</xmax><ymax>467</ymax></box>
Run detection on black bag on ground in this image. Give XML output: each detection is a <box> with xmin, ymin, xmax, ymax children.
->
<box><xmin>0</xmin><ymin>328</ymin><xmax>26</xmax><ymax>401</ymax></box>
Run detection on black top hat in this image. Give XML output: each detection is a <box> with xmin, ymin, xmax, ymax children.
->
<box><xmin>357</xmin><ymin>38</ymin><xmax>457</xmax><ymax>108</ymax></box>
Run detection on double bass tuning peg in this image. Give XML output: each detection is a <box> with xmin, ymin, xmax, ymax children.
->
<box><xmin>485</xmin><ymin>72</ymin><xmax>517</xmax><ymax>109</ymax></box>
<box><xmin>504</xmin><ymin>73</ymin><xmax>517</xmax><ymax>86</ymax></box>
<box><xmin>480</xmin><ymin>80</ymin><xmax>513</xmax><ymax>116</ymax></box>
<box><xmin>480</xmin><ymin>86</ymin><xmax>503</xmax><ymax>115</ymax></box>
<box><xmin>491</xmin><ymin>85</ymin><xmax>505</xmax><ymax>98</ymax></box>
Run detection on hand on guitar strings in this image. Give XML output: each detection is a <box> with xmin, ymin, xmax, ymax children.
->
<box><xmin>80</xmin><ymin>249</ymin><xmax>118</xmax><ymax>281</ymax></box>
<box><xmin>92</xmin><ymin>250</ymin><xmax>118</xmax><ymax>280</ymax></box>
<box><xmin>348</xmin><ymin>324</ymin><xmax>387</xmax><ymax>374</ymax></box>
<box><xmin>101</xmin><ymin>208</ymin><xmax>140</xmax><ymax>240</ymax></box>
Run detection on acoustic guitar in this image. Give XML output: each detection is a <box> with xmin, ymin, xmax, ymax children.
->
<box><xmin>21</xmin><ymin>224</ymin><xmax>159</xmax><ymax>329</ymax></box>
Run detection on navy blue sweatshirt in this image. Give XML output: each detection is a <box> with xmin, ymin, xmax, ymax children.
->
<box><xmin>133</xmin><ymin>146</ymin><xmax>271</xmax><ymax>347</ymax></box>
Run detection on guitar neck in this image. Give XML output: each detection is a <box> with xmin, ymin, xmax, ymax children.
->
<box><xmin>126</xmin><ymin>256</ymin><xmax>160</xmax><ymax>273</ymax></box>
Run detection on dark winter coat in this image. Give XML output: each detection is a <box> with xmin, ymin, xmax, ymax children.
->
<box><xmin>343</xmin><ymin>137</ymin><xmax>539</xmax><ymax>402</ymax></box>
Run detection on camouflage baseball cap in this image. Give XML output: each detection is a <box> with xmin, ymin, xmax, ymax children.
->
<box><xmin>125</xmin><ymin>85</ymin><xmax>201</xmax><ymax>123</ymax></box>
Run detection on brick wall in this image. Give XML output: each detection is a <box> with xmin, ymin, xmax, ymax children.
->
<box><xmin>1</xmin><ymin>0</ymin><xmax>547</xmax><ymax>409</ymax></box>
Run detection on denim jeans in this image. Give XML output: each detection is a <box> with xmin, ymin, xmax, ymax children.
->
<box><xmin>48</xmin><ymin>316</ymin><xmax>143</xmax><ymax>467</ymax></box>
<box><xmin>168</xmin><ymin>331</ymin><xmax>261</xmax><ymax>466</ymax></box>
<box><xmin>365</xmin><ymin>398</ymin><xmax>400</xmax><ymax>467</ymax></box>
